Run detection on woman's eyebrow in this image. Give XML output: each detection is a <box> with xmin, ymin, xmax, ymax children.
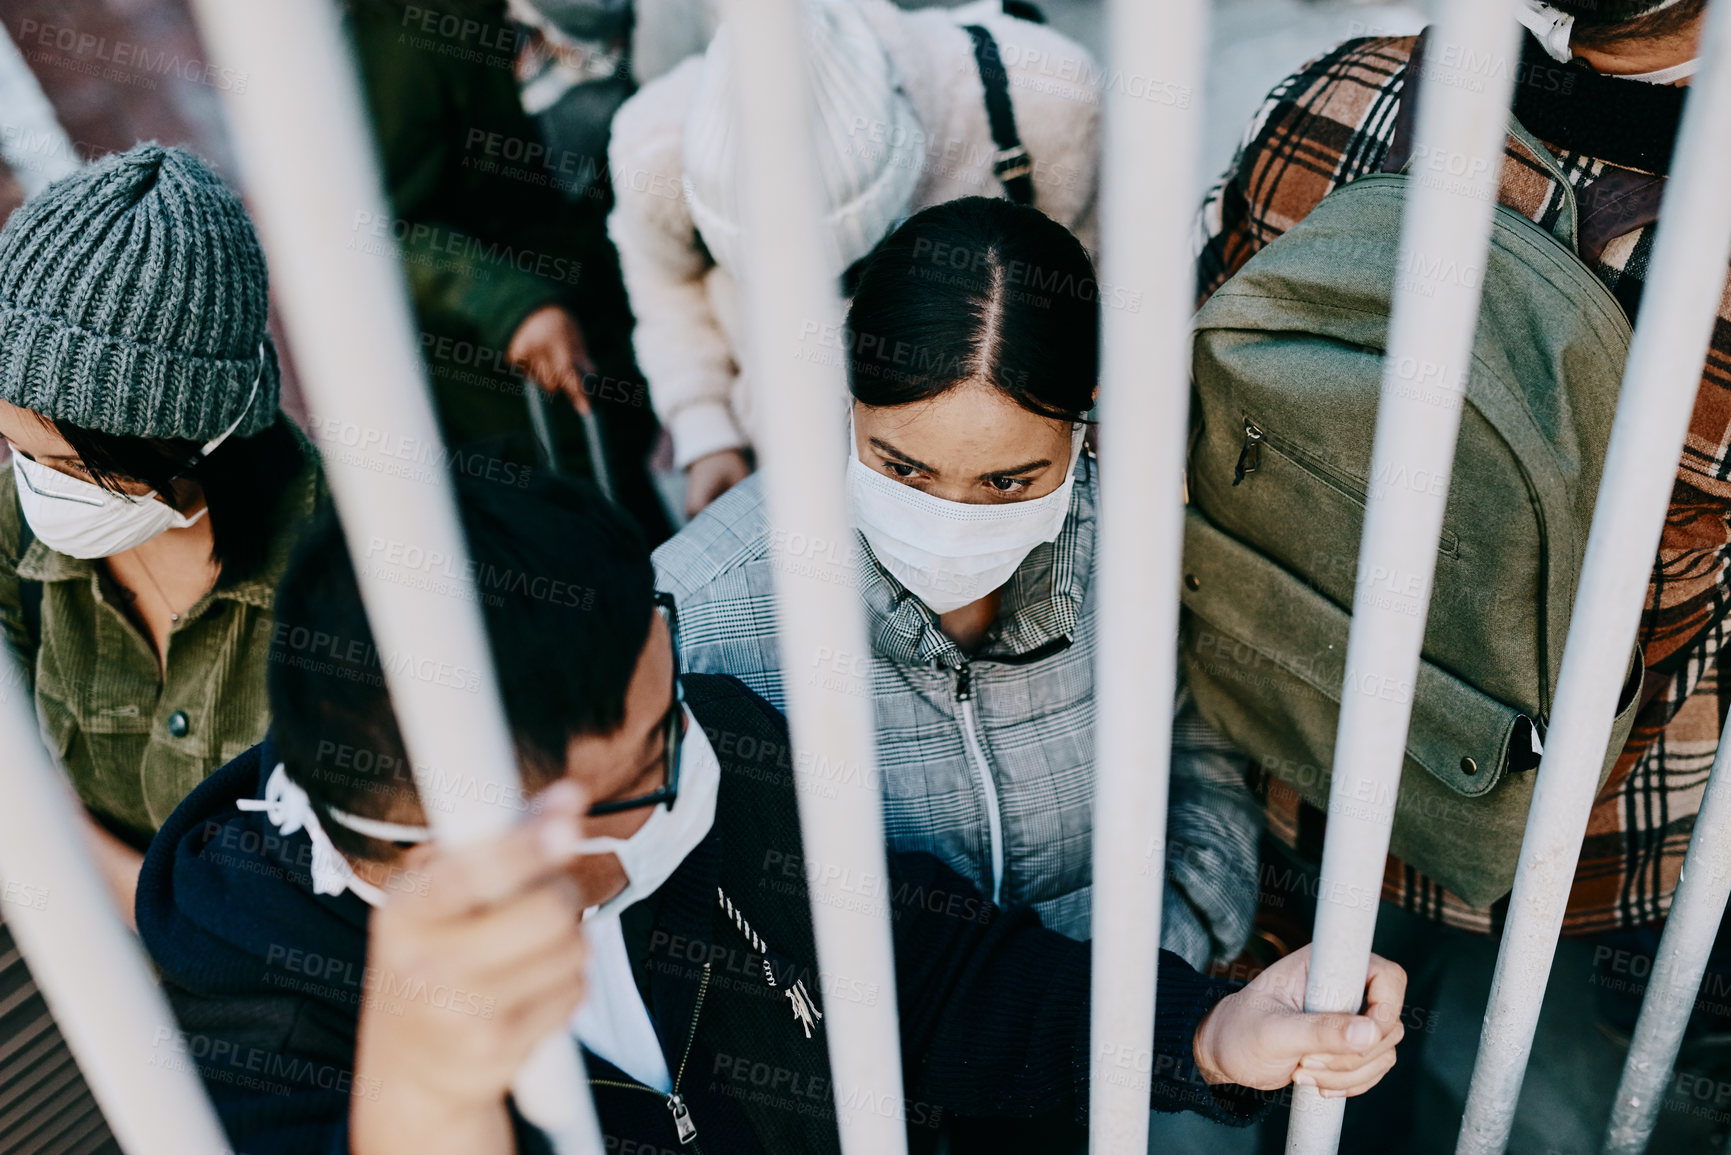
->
<box><xmin>869</xmin><ymin>437</ymin><xmax>938</xmax><ymax>473</ymax></box>
<box><xmin>978</xmin><ymin>459</ymin><xmax>1051</xmax><ymax>479</ymax></box>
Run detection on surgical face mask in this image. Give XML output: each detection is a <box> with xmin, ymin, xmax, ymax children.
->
<box><xmin>1519</xmin><ymin>0</ymin><xmax>1699</xmax><ymax>82</ymax></box>
<box><xmin>7</xmin><ymin>349</ymin><xmax>263</xmax><ymax>559</ymax></box>
<box><xmin>847</xmin><ymin>420</ymin><xmax>1086</xmax><ymax>615</ymax></box>
<box><xmin>256</xmin><ymin>704</ymin><xmax>723</xmax><ymax>913</ymax></box>
<box><xmin>13</xmin><ymin>454</ymin><xmax>213</xmax><ymax>559</ymax></box>
<box><xmin>568</xmin><ymin>706</ymin><xmax>721</xmax><ymax>918</ymax></box>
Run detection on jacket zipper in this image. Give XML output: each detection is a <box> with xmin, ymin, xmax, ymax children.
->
<box><xmin>955</xmin><ymin>665</ymin><xmax>1005</xmax><ymax>906</ymax></box>
<box><xmin>1235</xmin><ymin>418</ymin><xmax>1459</xmax><ymax>556</ymax></box>
<box><xmin>670</xmin><ymin>961</ymin><xmax>711</xmax><ymax>1145</ymax></box>
<box><xmin>587</xmin><ymin>961</ymin><xmax>711</xmax><ymax>1149</ymax></box>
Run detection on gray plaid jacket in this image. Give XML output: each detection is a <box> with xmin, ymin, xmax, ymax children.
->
<box><xmin>653</xmin><ymin>459</ymin><xmax>1260</xmax><ymax>966</ymax></box>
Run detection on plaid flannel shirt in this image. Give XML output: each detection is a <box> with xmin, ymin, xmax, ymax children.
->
<box><xmin>652</xmin><ymin>460</ymin><xmax>1263</xmax><ymax>967</ymax></box>
<box><xmin>1198</xmin><ymin>33</ymin><xmax>1731</xmax><ymax>934</ymax></box>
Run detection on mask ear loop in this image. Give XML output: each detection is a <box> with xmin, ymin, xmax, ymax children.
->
<box><xmin>322</xmin><ymin>797</ymin><xmax>633</xmax><ymax>858</ymax></box>
<box><xmin>198</xmin><ymin>342</ymin><xmax>266</xmax><ymax>457</ymax></box>
<box><xmin>1517</xmin><ymin>0</ymin><xmax>1696</xmax><ymax>70</ymax></box>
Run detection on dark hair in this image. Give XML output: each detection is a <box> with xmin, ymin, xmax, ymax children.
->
<box><xmin>1553</xmin><ymin>0</ymin><xmax>1706</xmax><ymax>47</ymax></box>
<box><xmin>44</xmin><ymin>414</ymin><xmax>305</xmax><ymax>581</ymax></box>
<box><xmin>267</xmin><ymin>471</ymin><xmax>655</xmax><ymax>860</ymax></box>
<box><xmin>845</xmin><ymin>197</ymin><xmax>1097</xmax><ymax>424</ymax></box>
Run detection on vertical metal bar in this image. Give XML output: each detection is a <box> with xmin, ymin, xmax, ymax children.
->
<box><xmin>0</xmin><ymin>664</ymin><xmax>230</xmax><ymax>1153</ymax></box>
<box><xmin>580</xmin><ymin>408</ymin><xmax>615</xmax><ymax>502</ymax></box>
<box><xmin>1087</xmin><ymin>0</ymin><xmax>1205</xmax><ymax>1149</ymax></box>
<box><xmin>524</xmin><ymin>385</ymin><xmax>565</xmax><ymax>476</ymax></box>
<box><xmin>182</xmin><ymin>2</ymin><xmax>605</xmax><ymax>1151</ymax></box>
<box><xmin>0</xmin><ymin>24</ymin><xmax>79</xmax><ymax>195</ymax></box>
<box><xmin>1602</xmin><ymin>716</ymin><xmax>1731</xmax><ymax>1154</ymax></box>
<box><xmin>1286</xmin><ymin>3</ymin><xmax>1523</xmax><ymax>1152</ymax></box>
<box><xmin>1458</xmin><ymin>5</ymin><xmax>1731</xmax><ymax>1149</ymax></box>
<box><xmin>0</xmin><ymin>58</ymin><xmax>212</xmax><ymax>1154</ymax></box>
<box><xmin>725</xmin><ymin>1</ymin><xmax>906</xmax><ymax>1151</ymax></box>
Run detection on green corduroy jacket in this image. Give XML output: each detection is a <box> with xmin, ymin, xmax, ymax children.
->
<box><xmin>0</xmin><ymin>437</ymin><xmax>322</xmax><ymax>847</ymax></box>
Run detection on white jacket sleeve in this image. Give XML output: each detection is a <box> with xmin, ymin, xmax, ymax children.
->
<box><xmin>607</xmin><ymin>59</ymin><xmax>751</xmax><ymax>468</ymax></box>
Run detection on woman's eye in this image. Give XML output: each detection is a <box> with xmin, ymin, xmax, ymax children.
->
<box><xmin>885</xmin><ymin>462</ymin><xmax>917</xmax><ymax>479</ymax></box>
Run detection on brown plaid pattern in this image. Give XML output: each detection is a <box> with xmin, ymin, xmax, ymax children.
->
<box><xmin>1198</xmin><ymin>35</ymin><xmax>1731</xmax><ymax>934</ymax></box>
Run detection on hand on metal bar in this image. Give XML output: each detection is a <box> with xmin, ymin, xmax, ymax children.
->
<box><xmin>1194</xmin><ymin>945</ymin><xmax>1407</xmax><ymax>1100</ymax></box>
<box><xmin>509</xmin><ymin>304</ymin><xmax>596</xmax><ymax>416</ymax></box>
<box><xmin>351</xmin><ymin>781</ymin><xmax>594</xmax><ymax>1154</ymax></box>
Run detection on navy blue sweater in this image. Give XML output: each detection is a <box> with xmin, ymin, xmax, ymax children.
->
<box><xmin>137</xmin><ymin>675</ymin><xmax>1259</xmax><ymax>1154</ymax></box>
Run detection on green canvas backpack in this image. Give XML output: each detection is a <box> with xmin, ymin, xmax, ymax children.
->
<box><xmin>1181</xmin><ymin>116</ymin><xmax>1647</xmax><ymax>909</ymax></box>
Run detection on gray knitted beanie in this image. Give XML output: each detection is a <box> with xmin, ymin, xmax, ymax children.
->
<box><xmin>0</xmin><ymin>142</ymin><xmax>280</xmax><ymax>442</ymax></box>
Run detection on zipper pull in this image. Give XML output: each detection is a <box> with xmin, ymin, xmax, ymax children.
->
<box><xmin>1233</xmin><ymin>421</ymin><xmax>1264</xmax><ymax>486</ymax></box>
<box><xmin>956</xmin><ymin>665</ymin><xmax>972</xmax><ymax>701</ymax></box>
<box><xmin>786</xmin><ymin>980</ymin><xmax>823</xmax><ymax>1039</ymax></box>
<box><xmin>667</xmin><ymin>1093</ymin><xmax>698</xmax><ymax>1145</ymax></box>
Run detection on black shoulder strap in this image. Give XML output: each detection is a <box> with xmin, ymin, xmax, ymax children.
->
<box><xmin>1383</xmin><ymin>28</ymin><xmax>1665</xmax><ymax>265</ymax></box>
<box><xmin>14</xmin><ymin>490</ymin><xmax>42</xmax><ymax>654</ymax></box>
<box><xmin>1382</xmin><ymin>29</ymin><xmax>1430</xmax><ymax>175</ymax></box>
<box><xmin>963</xmin><ymin>24</ymin><xmax>1036</xmax><ymax>206</ymax></box>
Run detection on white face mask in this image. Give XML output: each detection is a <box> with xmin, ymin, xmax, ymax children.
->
<box><xmin>263</xmin><ymin>704</ymin><xmax>724</xmax><ymax>913</ymax></box>
<box><xmin>847</xmin><ymin>420</ymin><xmax>1085</xmax><ymax>615</ymax></box>
<box><xmin>13</xmin><ymin>453</ymin><xmax>212</xmax><ymax>559</ymax></box>
<box><xmin>570</xmin><ymin>705</ymin><xmax>721</xmax><ymax>917</ymax></box>
<box><xmin>7</xmin><ymin>349</ymin><xmax>263</xmax><ymax>559</ymax></box>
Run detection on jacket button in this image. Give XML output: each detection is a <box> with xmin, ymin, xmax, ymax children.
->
<box><xmin>1184</xmin><ymin>573</ymin><xmax>1200</xmax><ymax>591</ymax></box>
<box><xmin>167</xmin><ymin>711</ymin><xmax>191</xmax><ymax>739</ymax></box>
<box><xmin>1460</xmin><ymin>756</ymin><xmax>1477</xmax><ymax>776</ymax></box>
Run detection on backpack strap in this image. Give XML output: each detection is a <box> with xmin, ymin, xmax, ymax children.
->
<box><xmin>1383</xmin><ymin>27</ymin><xmax>1589</xmax><ymax>254</ymax></box>
<box><xmin>963</xmin><ymin>24</ymin><xmax>1036</xmax><ymax>206</ymax></box>
<box><xmin>1571</xmin><ymin>165</ymin><xmax>1665</xmax><ymax>268</ymax></box>
<box><xmin>1381</xmin><ymin>28</ymin><xmax>1429</xmax><ymax>176</ymax></box>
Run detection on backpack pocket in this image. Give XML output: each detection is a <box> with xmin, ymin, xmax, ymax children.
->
<box><xmin>1236</xmin><ymin>416</ymin><xmax>1459</xmax><ymax>558</ymax></box>
<box><xmin>1179</xmin><ymin>506</ymin><xmax>1632</xmax><ymax>908</ymax></box>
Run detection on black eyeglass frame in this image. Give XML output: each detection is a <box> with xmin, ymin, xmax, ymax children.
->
<box><xmin>585</xmin><ymin>591</ymin><xmax>684</xmax><ymax>817</ymax></box>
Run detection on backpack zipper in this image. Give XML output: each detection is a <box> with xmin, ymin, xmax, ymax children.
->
<box><xmin>1236</xmin><ymin>417</ymin><xmax>1459</xmax><ymax>557</ymax></box>
<box><xmin>955</xmin><ymin>665</ymin><xmax>1005</xmax><ymax>905</ymax></box>
<box><xmin>588</xmin><ymin>960</ymin><xmax>711</xmax><ymax>1148</ymax></box>
<box><xmin>1233</xmin><ymin>422</ymin><xmax>1264</xmax><ymax>484</ymax></box>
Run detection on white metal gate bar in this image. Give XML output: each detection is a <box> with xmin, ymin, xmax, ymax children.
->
<box><xmin>0</xmin><ymin>666</ymin><xmax>230</xmax><ymax>1153</ymax></box>
<box><xmin>1602</xmin><ymin>716</ymin><xmax>1731</xmax><ymax>1154</ymax></box>
<box><xmin>1286</xmin><ymin>3</ymin><xmax>1523</xmax><ymax>1152</ymax></box>
<box><xmin>182</xmin><ymin>1</ymin><xmax>605</xmax><ymax>1150</ymax></box>
<box><xmin>1086</xmin><ymin>0</ymin><xmax>1205</xmax><ymax>1149</ymax></box>
<box><xmin>1457</xmin><ymin>4</ymin><xmax>1731</xmax><ymax>1149</ymax></box>
<box><xmin>725</xmin><ymin>0</ymin><xmax>907</xmax><ymax>1151</ymax></box>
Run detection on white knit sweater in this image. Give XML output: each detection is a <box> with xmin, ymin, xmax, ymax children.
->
<box><xmin>606</xmin><ymin>0</ymin><xmax>1101</xmax><ymax>468</ymax></box>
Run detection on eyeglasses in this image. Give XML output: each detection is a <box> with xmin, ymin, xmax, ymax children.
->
<box><xmin>586</xmin><ymin>591</ymin><xmax>684</xmax><ymax>817</ymax></box>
